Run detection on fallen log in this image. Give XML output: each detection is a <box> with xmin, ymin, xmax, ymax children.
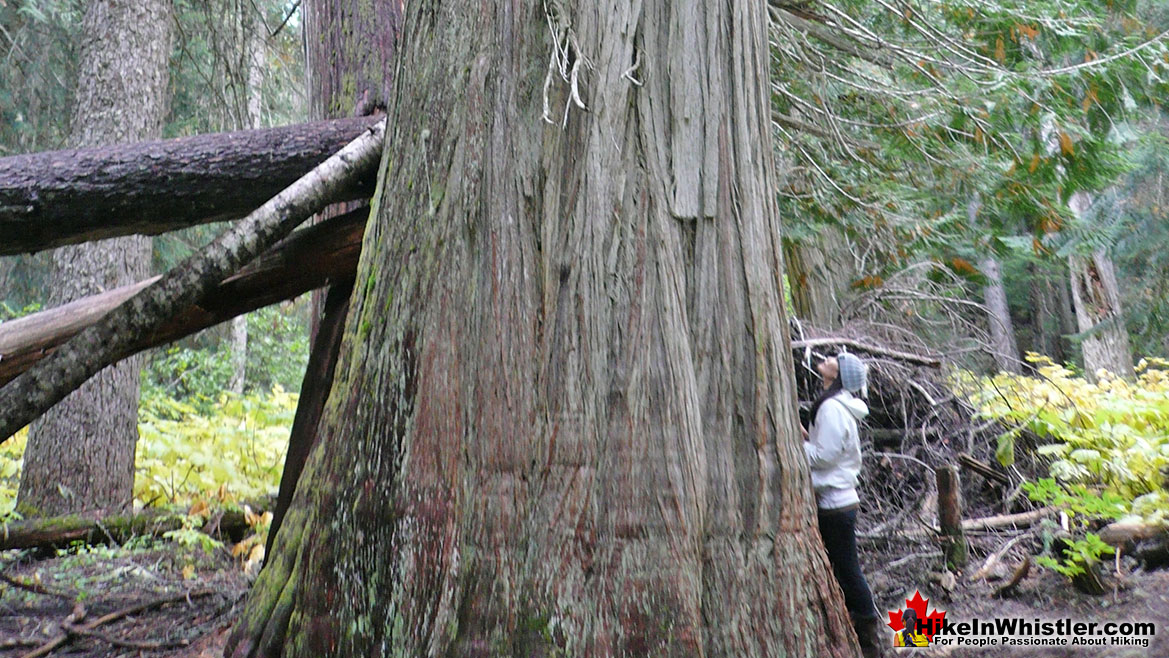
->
<box><xmin>0</xmin><ymin>119</ymin><xmax>385</xmax><ymax>441</ymax></box>
<box><xmin>0</xmin><ymin>116</ymin><xmax>379</xmax><ymax>255</ymax></box>
<box><xmin>790</xmin><ymin>337</ymin><xmax>943</xmax><ymax>368</ymax></box>
<box><xmin>1098</xmin><ymin>519</ymin><xmax>1165</xmax><ymax>547</ymax></box>
<box><xmin>962</xmin><ymin>507</ymin><xmax>1054</xmax><ymax>532</ymax></box>
<box><xmin>958</xmin><ymin>452</ymin><xmax>1010</xmax><ymax>486</ymax></box>
<box><xmin>0</xmin><ymin>508</ymin><xmax>251</xmax><ymax>552</ymax></box>
<box><xmin>0</xmin><ymin>207</ymin><xmax>366</xmax><ymax>387</ymax></box>
<box><xmin>859</xmin><ymin>507</ymin><xmax>1054</xmax><ymax>540</ymax></box>
<box><xmin>1099</xmin><ymin>519</ymin><xmax>1169</xmax><ymax>568</ymax></box>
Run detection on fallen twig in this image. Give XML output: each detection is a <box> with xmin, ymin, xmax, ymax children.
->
<box><xmin>21</xmin><ymin>588</ymin><xmax>216</xmax><ymax>658</ymax></box>
<box><xmin>0</xmin><ymin>570</ymin><xmax>74</xmax><ymax>600</ymax></box>
<box><xmin>970</xmin><ymin>531</ymin><xmax>1032</xmax><ymax>582</ymax></box>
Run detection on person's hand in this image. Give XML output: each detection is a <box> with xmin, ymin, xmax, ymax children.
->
<box><xmin>801</xmin><ymin>425</ymin><xmax>808</xmax><ymax>440</ymax></box>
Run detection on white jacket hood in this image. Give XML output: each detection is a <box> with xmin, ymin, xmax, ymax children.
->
<box><xmin>835</xmin><ymin>394</ymin><xmax>870</xmax><ymax>420</ymax></box>
<box><xmin>804</xmin><ymin>391</ymin><xmax>868</xmax><ymax>510</ymax></box>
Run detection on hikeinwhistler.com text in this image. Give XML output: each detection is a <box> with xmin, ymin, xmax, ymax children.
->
<box><xmin>922</xmin><ymin>617</ymin><xmax>1156</xmax><ymax>648</ymax></box>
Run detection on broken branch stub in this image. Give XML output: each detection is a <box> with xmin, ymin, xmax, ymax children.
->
<box><xmin>0</xmin><ymin>119</ymin><xmax>386</xmax><ymax>442</ymax></box>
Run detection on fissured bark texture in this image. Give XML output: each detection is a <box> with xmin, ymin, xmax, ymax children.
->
<box><xmin>230</xmin><ymin>1</ymin><xmax>856</xmax><ymax>655</ymax></box>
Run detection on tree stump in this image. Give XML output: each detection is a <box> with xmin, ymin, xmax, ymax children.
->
<box><xmin>936</xmin><ymin>465</ymin><xmax>968</xmax><ymax>569</ymax></box>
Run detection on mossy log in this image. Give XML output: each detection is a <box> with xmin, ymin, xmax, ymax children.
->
<box><xmin>0</xmin><ymin>508</ymin><xmax>252</xmax><ymax>551</ymax></box>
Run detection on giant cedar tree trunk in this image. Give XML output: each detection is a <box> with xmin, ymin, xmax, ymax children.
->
<box><xmin>228</xmin><ymin>1</ymin><xmax>855</xmax><ymax>656</ymax></box>
<box><xmin>17</xmin><ymin>0</ymin><xmax>171</xmax><ymax>516</ymax></box>
<box><xmin>1067</xmin><ymin>193</ymin><xmax>1134</xmax><ymax>381</ymax></box>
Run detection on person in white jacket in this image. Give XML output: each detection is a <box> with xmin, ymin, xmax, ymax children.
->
<box><xmin>804</xmin><ymin>352</ymin><xmax>882</xmax><ymax>657</ymax></box>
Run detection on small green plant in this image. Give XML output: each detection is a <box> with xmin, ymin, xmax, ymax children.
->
<box><xmin>162</xmin><ymin>514</ymin><xmax>224</xmax><ymax>555</ymax></box>
<box><xmin>1035</xmin><ymin>532</ymin><xmax>1115</xmax><ymax>579</ymax></box>
<box><xmin>957</xmin><ymin>354</ymin><xmax>1169</xmax><ymax>581</ymax></box>
<box><xmin>1024</xmin><ymin>478</ymin><xmax>1123</xmax><ymax>577</ymax></box>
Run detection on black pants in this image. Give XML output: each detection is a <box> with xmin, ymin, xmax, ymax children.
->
<box><xmin>818</xmin><ymin>506</ymin><xmax>878</xmax><ymax>621</ymax></box>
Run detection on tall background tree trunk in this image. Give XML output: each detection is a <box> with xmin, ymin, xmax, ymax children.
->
<box><xmin>227</xmin><ymin>6</ymin><xmax>267</xmax><ymax>396</ymax></box>
<box><xmin>303</xmin><ymin>0</ymin><xmax>404</xmax><ymax>341</ymax></box>
<box><xmin>980</xmin><ymin>257</ymin><xmax>1021</xmax><ymax>373</ymax></box>
<box><xmin>17</xmin><ymin>0</ymin><xmax>172</xmax><ymax>516</ymax></box>
<box><xmin>229</xmin><ymin>1</ymin><xmax>855</xmax><ymax>656</ymax></box>
<box><xmin>782</xmin><ymin>228</ymin><xmax>854</xmax><ymax>330</ymax></box>
<box><xmin>1067</xmin><ymin>193</ymin><xmax>1134</xmax><ymax>380</ymax></box>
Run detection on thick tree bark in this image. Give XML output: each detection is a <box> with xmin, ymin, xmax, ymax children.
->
<box><xmin>229</xmin><ymin>2</ymin><xmax>855</xmax><ymax>656</ymax></box>
<box><xmin>283</xmin><ymin>0</ymin><xmax>404</xmax><ymax>545</ymax></box>
<box><xmin>0</xmin><ymin>208</ymin><xmax>366</xmax><ymax>388</ymax></box>
<box><xmin>0</xmin><ymin>121</ymin><xmax>384</xmax><ymax>443</ymax></box>
<box><xmin>303</xmin><ymin>0</ymin><xmax>403</xmax><ymax>338</ymax></box>
<box><xmin>0</xmin><ymin>116</ymin><xmax>379</xmax><ymax>256</ymax></box>
<box><xmin>1067</xmin><ymin>193</ymin><xmax>1134</xmax><ymax>381</ymax></box>
<box><xmin>305</xmin><ymin>0</ymin><xmax>403</xmax><ymax>119</ymax></box>
<box><xmin>980</xmin><ymin>257</ymin><xmax>1021</xmax><ymax>373</ymax></box>
<box><xmin>17</xmin><ymin>0</ymin><xmax>172</xmax><ymax>517</ymax></box>
<box><xmin>782</xmin><ymin>229</ymin><xmax>855</xmax><ymax>329</ymax></box>
<box><xmin>265</xmin><ymin>279</ymin><xmax>354</xmax><ymax>564</ymax></box>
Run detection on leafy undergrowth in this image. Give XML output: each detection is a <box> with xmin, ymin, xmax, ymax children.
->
<box><xmin>0</xmin><ymin>389</ymin><xmax>293</xmax><ymax>654</ymax></box>
<box><xmin>1</xmin><ymin>387</ymin><xmax>294</xmax><ymax>517</ymax></box>
<box><xmin>134</xmin><ymin>386</ymin><xmax>294</xmax><ymax>509</ymax></box>
<box><xmin>957</xmin><ymin>354</ymin><xmax>1169</xmax><ymax>577</ymax></box>
<box><xmin>2</xmin><ymin>387</ymin><xmax>291</xmax><ymax>582</ymax></box>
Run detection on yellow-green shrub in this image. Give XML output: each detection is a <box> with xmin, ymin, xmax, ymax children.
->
<box><xmin>0</xmin><ymin>388</ymin><xmax>294</xmax><ymax>516</ymax></box>
<box><xmin>957</xmin><ymin>354</ymin><xmax>1169</xmax><ymax>527</ymax></box>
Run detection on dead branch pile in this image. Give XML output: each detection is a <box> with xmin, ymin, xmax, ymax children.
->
<box><xmin>790</xmin><ymin>321</ymin><xmax>1059</xmax><ymax>585</ymax></box>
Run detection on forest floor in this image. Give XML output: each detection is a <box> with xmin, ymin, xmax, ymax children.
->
<box><xmin>0</xmin><ymin>543</ymin><xmax>245</xmax><ymax>657</ymax></box>
<box><xmin>1</xmin><ymin>533</ymin><xmax>1167</xmax><ymax>657</ymax></box>
<box><xmin>861</xmin><ymin>531</ymin><xmax>1169</xmax><ymax>657</ymax></box>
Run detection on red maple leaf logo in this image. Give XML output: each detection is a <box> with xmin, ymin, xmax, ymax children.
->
<box><xmin>887</xmin><ymin>590</ymin><xmax>946</xmax><ymax>641</ymax></box>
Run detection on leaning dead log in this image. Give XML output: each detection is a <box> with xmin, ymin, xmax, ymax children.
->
<box><xmin>1099</xmin><ymin>519</ymin><xmax>1169</xmax><ymax>568</ymax></box>
<box><xmin>0</xmin><ymin>119</ymin><xmax>385</xmax><ymax>442</ymax></box>
<box><xmin>0</xmin><ymin>116</ymin><xmax>378</xmax><ymax>256</ymax></box>
<box><xmin>0</xmin><ymin>207</ymin><xmax>366</xmax><ymax>387</ymax></box>
<box><xmin>0</xmin><ymin>508</ymin><xmax>251</xmax><ymax>551</ymax></box>
<box><xmin>858</xmin><ymin>507</ymin><xmax>1054</xmax><ymax>540</ymax></box>
<box><xmin>790</xmin><ymin>337</ymin><xmax>943</xmax><ymax>368</ymax></box>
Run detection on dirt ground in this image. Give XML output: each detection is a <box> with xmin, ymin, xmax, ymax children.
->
<box><xmin>2</xmin><ymin>531</ymin><xmax>1167</xmax><ymax>657</ymax></box>
<box><xmin>1</xmin><ymin>544</ymin><xmax>245</xmax><ymax>657</ymax></box>
<box><xmin>860</xmin><ymin>531</ymin><xmax>1169</xmax><ymax>658</ymax></box>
